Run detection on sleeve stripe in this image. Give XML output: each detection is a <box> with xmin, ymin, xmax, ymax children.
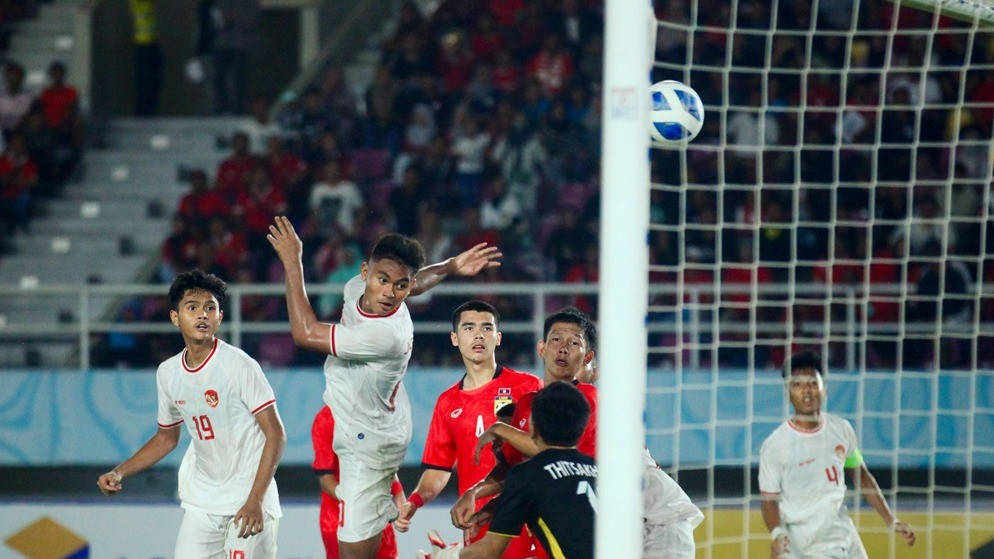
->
<box><xmin>252</xmin><ymin>399</ymin><xmax>276</xmax><ymax>414</ymax></box>
<box><xmin>485</xmin><ymin>531</ymin><xmax>518</xmax><ymax>539</ymax></box>
<box><xmin>313</xmin><ymin>469</ymin><xmax>336</xmax><ymax>476</ymax></box>
<box><xmin>158</xmin><ymin>420</ymin><xmax>183</xmax><ymax>429</ymax></box>
<box><xmin>760</xmin><ymin>491</ymin><xmax>781</xmax><ymax>495</ymax></box>
<box><xmin>420</xmin><ymin>462</ymin><xmax>454</xmax><ymax>472</ymax></box>
<box><xmin>330</xmin><ymin>324</ymin><xmax>337</xmax><ymax>357</ymax></box>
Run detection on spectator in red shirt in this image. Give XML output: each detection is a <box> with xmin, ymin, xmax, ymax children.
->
<box><xmin>0</xmin><ymin>134</ymin><xmax>39</xmax><ymax>232</ymax></box>
<box><xmin>470</xmin><ymin>12</ymin><xmax>505</xmax><ymax>64</ymax></box>
<box><xmin>233</xmin><ymin>165</ymin><xmax>287</xmax><ymax>242</ymax></box>
<box><xmin>177</xmin><ymin>169</ymin><xmax>228</xmax><ymax>221</ymax></box>
<box><xmin>158</xmin><ymin>215</ymin><xmax>199</xmax><ymax>282</ymax></box>
<box><xmin>526</xmin><ymin>33</ymin><xmax>574</xmax><ymax>97</ymax></box>
<box><xmin>563</xmin><ymin>244</ymin><xmax>598</xmax><ymax>315</ymax></box>
<box><xmin>39</xmin><ymin>62</ymin><xmax>80</xmax><ymax>133</ymax></box>
<box><xmin>207</xmin><ymin>216</ymin><xmax>249</xmax><ymax>278</ymax></box>
<box><xmin>264</xmin><ymin>136</ymin><xmax>308</xmax><ymax>210</ymax></box>
<box><xmin>216</xmin><ymin>131</ymin><xmax>257</xmax><ymax>199</ymax></box>
<box><xmin>492</xmin><ymin>47</ymin><xmax>522</xmax><ymax>95</ymax></box>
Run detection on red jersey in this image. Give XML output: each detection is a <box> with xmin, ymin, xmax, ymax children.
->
<box><xmin>422</xmin><ymin>366</ymin><xmax>542</xmax><ymax>496</ymax></box>
<box><xmin>312</xmin><ymin>406</ymin><xmax>399</xmax><ymax>559</ymax></box>
<box><xmin>502</xmin><ymin>381</ymin><xmax>598</xmax><ymax>466</ymax></box>
<box><xmin>216</xmin><ymin>156</ymin><xmax>257</xmax><ymax>198</ymax></box>
<box><xmin>40</xmin><ymin>85</ymin><xmax>78</xmax><ymax>128</ymax></box>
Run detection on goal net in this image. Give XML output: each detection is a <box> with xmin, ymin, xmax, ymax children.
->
<box><xmin>630</xmin><ymin>0</ymin><xmax>994</xmax><ymax>557</ymax></box>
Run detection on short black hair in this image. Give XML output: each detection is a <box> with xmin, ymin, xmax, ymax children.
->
<box><xmin>370</xmin><ymin>233</ymin><xmax>426</xmax><ymax>274</ymax></box>
<box><xmin>531</xmin><ymin>382</ymin><xmax>590</xmax><ymax>447</ymax></box>
<box><xmin>451</xmin><ymin>300</ymin><xmax>500</xmax><ymax>331</ymax></box>
<box><xmin>496</xmin><ymin>402</ymin><xmax>516</xmax><ymax>421</ymax></box>
<box><xmin>544</xmin><ymin>307</ymin><xmax>597</xmax><ymax>349</ymax></box>
<box><xmin>781</xmin><ymin>349</ymin><xmax>826</xmax><ymax>379</ymax></box>
<box><xmin>168</xmin><ymin>269</ymin><xmax>227</xmax><ymax>310</ymax></box>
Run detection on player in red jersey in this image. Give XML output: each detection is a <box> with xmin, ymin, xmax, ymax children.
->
<box><xmin>394</xmin><ymin>300</ymin><xmax>541</xmax><ymax>556</ymax></box>
<box><xmin>448</xmin><ymin>307</ymin><xmax>597</xmax><ymax>545</ymax></box>
<box><xmin>312</xmin><ymin>405</ymin><xmax>403</xmax><ymax>559</ymax></box>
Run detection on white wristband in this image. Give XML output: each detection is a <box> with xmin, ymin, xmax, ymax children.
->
<box><xmin>435</xmin><ymin>547</ymin><xmax>461</xmax><ymax>559</ymax></box>
<box><xmin>771</xmin><ymin>526</ymin><xmax>788</xmax><ymax>541</ymax></box>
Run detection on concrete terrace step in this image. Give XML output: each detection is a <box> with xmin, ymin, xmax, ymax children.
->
<box><xmin>0</xmin><ymin>255</ymin><xmax>149</xmax><ymax>283</ymax></box>
<box><xmin>9</xmin><ymin>31</ymin><xmax>76</xmax><ymax>54</ymax></box>
<box><xmin>41</xmin><ymin>197</ymin><xmax>163</xmax><ymax>221</ymax></box>
<box><xmin>84</xmin><ymin>150</ymin><xmax>223</xmax><ymax>166</ymax></box>
<box><xmin>13</xmin><ymin>19</ymin><xmax>73</xmax><ymax>36</ymax></box>
<box><xmin>100</xmin><ymin>132</ymin><xmax>225</xmax><ymax>155</ymax></box>
<box><xmin>29</xmin><ymin>216</ymin><xmax>171</xmax><ymax>236</ymax></box>
<box><xmin>101</xmin><ymin>117</ymin><xmax>256</xmax><ymax>137</ymax></box>
<box><xmin>60</xmin><ymin>182</ymin><xmax>189</xmax><ymax>201</ymax></box>
<box><xmin>11</xmin><ymin>233</ymin><xmax>159</xmax><ymax>257</ymax></box>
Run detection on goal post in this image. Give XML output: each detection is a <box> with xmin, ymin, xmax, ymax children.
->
<box><xmin>596</xmin><ymin>0</ymin><xmax>994</xmax><ymax>557</ymax></box>
<box><xmin>596</xmin><ymin>1</ymin><xmax>651</xmax><ymax>558</ymax></box>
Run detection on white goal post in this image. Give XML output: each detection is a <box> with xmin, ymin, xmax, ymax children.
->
<box><xmin>599</xmin><ymin>0</ymin><xmax>994</xmax><ymax>557</ymax></box>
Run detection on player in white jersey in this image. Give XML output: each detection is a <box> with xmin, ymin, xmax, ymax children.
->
<box><xmin>97</xmin><ymin>270</ymin><xmax>286</xmax><ymax>558</ymax></box>
<box><xmin>267</xmin><ymin>215</ymin><xmax>500</xmax><ymax>559</ymax></box>
<box><xmin>642</xmin><ymin>447</ymin><xmax>704</xmax><ymax>559</ymax></box>
<box><xmin>759</xmin><ymin>350</ymin><xmax>915</xmax><ymax>559</ymax></box>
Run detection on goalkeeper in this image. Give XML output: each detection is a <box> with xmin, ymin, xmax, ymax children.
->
<box><xmin>760</xmin><ymin>350</ymin><xmax>916</xmax><ymax>559</ymax></box>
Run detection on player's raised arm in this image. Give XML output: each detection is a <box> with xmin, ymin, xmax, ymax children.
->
<box><xmin>267</xmin><ymin>216</ymin><xmax>333</xmax><ymax>353</ymax></box>
<box><xmin>97</xmin><ymin>425</ymin><xmax>181</xmax><ymax>496</ymax></box>
<box><xmin>475</xmin><ymin>422</ymin><xmax>537</xmax><ymax>465</ymax></box>
<box><xmin>410</xmin><ymin>242</ymin><xmax>502</xmax><ymax>296</ymax></box>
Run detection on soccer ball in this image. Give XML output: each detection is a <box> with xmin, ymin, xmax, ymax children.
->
<box><xmin>649</xmin><ymin>80</ymin><xmax>704</xmax><ymax>145</ymax></box>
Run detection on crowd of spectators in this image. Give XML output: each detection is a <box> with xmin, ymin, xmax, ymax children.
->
<box><xmin>0</xmin><ymin>59</ymin><xmax>83</xmax><ymax>252</ymax></box>
<box><xmin>98</xmin><ymin>0</ymin><xmax>994</xmax><ymax>371</ymax></box>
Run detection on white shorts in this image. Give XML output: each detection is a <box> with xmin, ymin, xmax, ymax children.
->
<box><xmin>175</xmin><ymin>509</ymin><xmax>279</xmax><ymax>559</ymax></box>
<box><xmin>335</xmin><ymin>449</ymin><xmax>400</xmax><ymax>543</ymax></box>
<box><xmin>643</xmin><ymin>519</ymin><xmax>697</xmax><ymax>559</ymax></box>
<box><xmin>785</xmin><ymin>516</ymin><xmax>867</xmax><ymax>559</ymax></box>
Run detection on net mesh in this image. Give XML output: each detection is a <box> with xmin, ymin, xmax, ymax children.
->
<box><xmin>643</xmin><ymin>0</ymin><xmax>994</xmax><ymax>556</ymax></box>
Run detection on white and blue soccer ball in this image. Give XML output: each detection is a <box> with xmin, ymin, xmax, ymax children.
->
<box><xmin>649</xmin><ymin>80</ymin><xmax>704</xmax><ymax>145</ymax></box>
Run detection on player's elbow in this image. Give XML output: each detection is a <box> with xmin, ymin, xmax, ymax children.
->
<box><xmin>269</xmin><ymin>423</ymin><xmax>288</xmax><ymax>453</ymax></box>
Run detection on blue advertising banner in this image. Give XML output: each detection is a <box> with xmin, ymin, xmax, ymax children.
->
<box><xmin>0</xmin><ymin>368</ymin><xmax>991</xmax><ymax>468</ymax></box>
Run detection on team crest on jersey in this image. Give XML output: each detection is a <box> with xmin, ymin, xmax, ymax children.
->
<box><xmin>834</xmin><ymin>444</ymin><xmax>846</xmax><ymax>461</ymax></box>
<box><xmin>494</xmin><ymin>387</ymin><xmax>513</xmax><ymax>415</ymax></box>
<box><xmin>204</xmin><ymin>390</ymin><xmax>219</xmax><ymax>408</ymax></box>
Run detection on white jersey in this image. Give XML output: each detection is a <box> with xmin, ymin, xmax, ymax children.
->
<box><xmin>156</xmin><ymin>338</ymin><xmax>281</xmax><ymax>518</ymax></box>
<box><xmin>323</xmin><ymin>275</ymin><xmax>414</xmax><ymax>469</ymax></box>
<box><xmin>643</xmin><ymin>448</ymin><xmax>704</xmax><ymax>528</ymax></box>
<box><xmin>643</xmin><ymin>448</ymin><xmax>703</xmax><ymax>559</ymax></box>
<box><xmin>759</xmin><ymin>413</ymin><xmax>861</xmax><ymax>528</ymax></box>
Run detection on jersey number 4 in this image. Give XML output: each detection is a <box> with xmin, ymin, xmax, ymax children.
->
<box><xmin>194</xmin><ymin>414</ymin><xmax>215</xmax><ymax>441</ymax></box>
<box><xmin>576</xmin><ymin>480</ymin><xmax>598</xmax><ymax>511</ymax></box>
<box><xmin>825</xmin><ymin>465</ymin><xmax>840</xmax><ymax>485</ymax></box>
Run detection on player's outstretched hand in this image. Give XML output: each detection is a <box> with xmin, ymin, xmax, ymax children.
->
<box><xmin>448</xmin><ymin>243</ymin><xmax>502</xmax><ymax>277</ymax></box>
<box><xmin>267</xmin><ymin>216</ymin><xmax>303</xmax><ymax>265</ymax></box>
<box><xmin>416</xmin><ymin>529</ymin><xmax>462</xmax><ymax>559</ymax></box>
<box><xmin>894</xmin><ymin>520</ymin><xmax>916</xmax><ymax>546</ymax></box>
<box><xmin>394</xmin><ymin>501</ymin><xmax>415</xmax><ymax>533</ymax></box>
<box><xmin>474</xmin><ymin>424</ymin><xmax>501</xmax><ymax>465</ymax></box>
<box><xmin>233</xmin><ymin>500</ymin><xmax>265</xmax><ymax>539</ymax></box>
<box><xmin>97</xmin><ymin>470</ymin><xmax>122</xmax><ymax>496</ymax></box>
<box><xmin>465</xmin><ymin>504</ymin><xmax>495</xmax><ymax>540</ymax></box>
<box><xmin>450</xmin><ymin>491</ymin><xmax>477</xmax><ymax>530</ymax></box>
